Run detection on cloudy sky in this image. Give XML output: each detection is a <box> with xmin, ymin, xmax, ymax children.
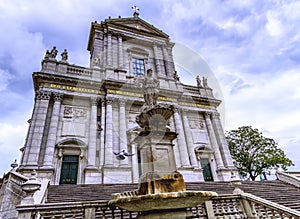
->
<box><xmin>1</xmin><ymin>0</ymin><xmax>300</xmax><ymax>175</ymax></box>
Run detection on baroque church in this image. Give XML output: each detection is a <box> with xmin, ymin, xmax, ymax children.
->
<box><xmin>1</xmin><ymin>9</ymin><xmax>300</xmax><ymax>219</ymax></box>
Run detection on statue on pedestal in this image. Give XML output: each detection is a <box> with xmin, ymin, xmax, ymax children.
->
<box><xmin>142</xmin><ymin>69</ymin><xmax>159</xmax><ymax>107</ymax></box>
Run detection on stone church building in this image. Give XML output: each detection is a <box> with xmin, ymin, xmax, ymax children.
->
<box><xmin>1</xmin><ymin>10</ymin><xmax>300</xmax><ymax>219</ymax></box>
<box><xmin>19</xmin><ymin>11</ymin><xmax>235</xmax><ymax>185</ymax></box>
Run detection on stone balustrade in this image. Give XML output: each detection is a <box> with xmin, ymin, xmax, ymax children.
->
<box><xmin>41</xmin><ymin>59</ymin><xmax>92</xmax><ymax>78</ymax></box>
<box><xmin>66</xmin><ymin>65</ymin><xmax>92</xmax><ymax>77</ymax></box>
<box><xmin>277</xmin><ymin>171</ymin><xmax>300</xmax><ymax>188</ymax></box>
<box><xmin>16</xmin><ymin>193</ymin><xmax>300</xmax><ymax>218</ymax></box>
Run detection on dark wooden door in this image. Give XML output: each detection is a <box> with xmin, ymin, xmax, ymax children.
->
<box><xmin>200</xmin><ymin>158</ymin><xmax>214</xmax><ymax>181</ymax></box>
<box><xmin>60</xmin><ymin>155</ymin><xmax>79</xmax><ymax>184</ymax></box>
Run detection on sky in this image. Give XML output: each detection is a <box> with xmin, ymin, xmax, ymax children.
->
<box><xmin>1</xmin><ymin>0</ymin><xmax>300</xmax><ymax>175</ymax></box>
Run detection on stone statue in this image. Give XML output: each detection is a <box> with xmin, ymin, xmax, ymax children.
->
<box><xmin>61</xmin><ymin>49</ymin><xmax>68</xmax><ymax>62</ymax></box>
<box><xmin>196</xmin><ymin>75</ymin><xmax>202</xmax><ymax>87</ymax></box>
<box><xmin>173</xmin><ymin>71</ymin><xmax>180</xmax><ymax>81</ymax></box>
<box><xmin>44</xmin><ymin>49</ymin><xmax>50</xmax><ymax>60</ymax></box>
<box><xmin>143</xmin><ymin>69</ymin><xmax>159</xmax><ymax>107</ymax></box>
<box><xmin>203</xmin><ymin>76</ymin><xmax>208</xmax><ymax>88</ymax></box>
<box><xmin>50</xmin><ymin>46</ymin><xmax>58</xmax><ymax>59</ymax></box>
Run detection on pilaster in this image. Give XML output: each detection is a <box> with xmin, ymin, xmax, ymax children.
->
<box><xmin>162</xmin><ymin>46</ymin><xmax>171</xmax><ymax>77</ymax></box>
<box><xmin>153</xmin><ymin>43</ymin><xmax>162</xmax><ymax>76</ymax></box>
<box><xmin>211</xmin><ymin>112</ymin><xmax>235</xmax><ymax>168</ymax></box>
<box><xmin>87</xmin><ymin>97</ymin><xmax>98</xmax><ymax>167</ymax></box>
<box><xmin>27</xmin><ymin>91</ymin><xmax>51</xmax><ymax>167</ymax></box>
<box><xmin>107</xmin><ymin>32</ymin><xmax>113</xmax><ymax>67</ymax></box>
<box><xmin>43</xmin><ymin>93</ymin><xmax>63</xmax><ymax>168</ymax></box>
<box><xmin>204</xmin><ymin>112</ymin><xmax>225</xmax><ymax>171</ymax></box>
<box><xmin>104</xmin><ymin>97</ymin><xmax>114</xmax><ymax>166</ymax></box>
<box><xmin>21</xmin><ymin>100</ymin><xmax>40</xmax><ymax>167</ymax></box>
<box><xmin>119</xmin><ymin>98</ymin><xmax>128</xmax><ymax>166</ymax></box>
<box><xmin>173</xmin><ymin>107</ymin><xmax>190</xmax><ymax>167</ymax></box>
<box><xmin>118</xmin><ymin>34</ymin><xmax>124</xmax><ymax>69</ymax></box>
<box><xmin>99</xmin><ymin>98</ymin><xmax>105</xmax><ymax>167</ymax></box>
<box><xmin>182</xmin><ymin>109</ymin><xmax>198</xmax><ymax>167</ymax></box>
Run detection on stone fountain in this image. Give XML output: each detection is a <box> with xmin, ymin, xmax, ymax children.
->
<box><xmin>109</xmin><ymin>69</ymin><xmax>218</xmax><ymax>218</ymax></box>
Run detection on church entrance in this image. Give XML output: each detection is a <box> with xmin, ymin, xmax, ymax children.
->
<box><xmin>200</xmin><ymin>158</ymin><xmax>214</xmax><ymax>181</ymax></box>
<box><xmin>59</xmin><ymin>155</ymin><xmax>79</xmax><ymax>184</ymax></box>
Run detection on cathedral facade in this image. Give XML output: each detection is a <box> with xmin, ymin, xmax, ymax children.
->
<box><xmin>18</xmin><ymin>12</ymin><xmax>235</xmax><ymax>185</ymax></box>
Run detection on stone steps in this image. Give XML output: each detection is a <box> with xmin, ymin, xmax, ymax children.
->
<box><xmin>47</xmin><ymin>180</ymin><xmax>300</xmax><ymax>211</ymax></box>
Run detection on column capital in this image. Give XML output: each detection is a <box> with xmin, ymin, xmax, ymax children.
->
<box><xmin>105</xmin><ymin>97</ymin><xmax>114</xmax><ymax>105</ymax></box>
<box><xmin>118</xmin><ymin>98</ymin><xmax>127</xmax><ymax>107</ymax></box>
<box><xmin>173</xmin><ymin>105</ymin><xmax>181</xmax><ymax>114</ymax></box>
<box><xmin>204</xmin><ymin>111</ymin><xmax>212</xmax><ymax>118</ymax></box>
<box><xmin>35</xmin><ymin>90</ymin><xmax>51</xmax><ymax>100</ymax></box>
<box><xmin>53</xmin><ymin>93</ymin><xmax>64</xmax><ymax>102</ymax></box>
<box><xmin>211</xmin><ymin>111</ymin><xmax>220</xmax><ymax>118</ymax></box>
<box><xmin>90</xmin><ymin>97</ymin><xmax>99</xmax><ymax>106</ymax></box>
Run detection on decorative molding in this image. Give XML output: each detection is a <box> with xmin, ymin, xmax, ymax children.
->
<box><xmin>53</xmin><ymin>93</ymin><xmax>64</xmax><ymax>102</ymax></box>
<box><xmin>35</xmin><ymin>91</ymin><xmax>51</xmax><ymax>100</ymax></box>
<box><xmin>90</xmin><ymin>97</ymin><xmax>99</xmax><ymax>106</ymax></box>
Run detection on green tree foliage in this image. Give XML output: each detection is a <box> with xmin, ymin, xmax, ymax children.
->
<box><xmin>225</xmin><ymin>126</ymin><xmax>294</xmax><ymax>181</ymax></box>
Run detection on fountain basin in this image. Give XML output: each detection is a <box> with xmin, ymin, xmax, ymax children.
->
<box><xmin>109</xmin><ymin>191</ymin><xmax>218</xmax><ymax>212</ymax></box>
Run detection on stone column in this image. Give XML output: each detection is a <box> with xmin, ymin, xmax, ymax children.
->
<box><xmin>107</xmin><ymin>32</ymin><xmax>113</xmax><ymax>67</ymax></box>
<box><xmin>173</xmin><ymin>107</ymin><xmax>190</xmax><ymax>167</ymax></box>
<box><xmin>43</xmin><ymin>93</ymin><xmax>63</xmax><ymax>167</ymax></box>
<box><xmin>99</xmin><ymin>98</ymin><xmax>105</xmax><ymax>167</ymax></box>
<box><xmin>119</xmin><ymin>99</ymin><xmax>128</xmax><ymax>166</ymax></box>
<box><xmin>118</xmin><ymin>34</ymin><xmax>123</xmax><ymax>68</ymax></box>
<box><xmin>153</xmin><ymin>43</ymin><xmax>162</xmax><ymax>75</ymax></box>
<box><xmin>27</xmin><ymin>91</ymin><xmax>51</xmax><ymax>166</ymax></box>
<box><xmin>129</xmin><ymin>132</ymin><xmax>139</xmax><ymax>183</ymax></box>
<box><xmin>104</xmin><ymin>97</ymin><xmax>113</xmax><ymax>166</ymax></box>
<box><xmin>182</xmin><ymin>109</ymin><xmax>198</xmax><ymax>167</ymax></box>
<box><xmin>204</xmin><ymin>112</ymin><xmax>224</xmax><ymax>169</ymax></box>
<box><xmin>211</xmin><ymin>112</ymin><xmax>234</xmax><ymax>167</ymax></box>
<box><xmin>87</xmin><ymin>97</ymin><xmax>98</xmax><ymax>167</ymax></box>
<box><xmin>170</xmin><ymin>117</ymin><xmax>181</xmax><ymax>168</ymax></box>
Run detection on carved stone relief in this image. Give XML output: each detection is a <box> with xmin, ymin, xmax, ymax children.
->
<box><xmin>189</xmin><ymin>119</ymin><xmax>205</xmax><ymax>129</ymax></box>
<box><xmin>64</xmin><ymin>106</ymin><xmax>87</xmax><ymax>119</ymax></box>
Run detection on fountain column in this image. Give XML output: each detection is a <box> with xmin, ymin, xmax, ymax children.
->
<box><xmin>109</xmin><ymin>69</ymin><xmax>218</xmax><ymax>218</ymax></box>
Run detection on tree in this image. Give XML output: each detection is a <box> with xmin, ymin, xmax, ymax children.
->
<box><xmin>225</xmin><ymin>126</ymin><xmax>294</xmax><ymax>181</ymax></box>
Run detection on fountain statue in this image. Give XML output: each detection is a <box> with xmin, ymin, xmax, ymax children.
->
<box><xmin>109</xmin><ymin>69</ymin><xmax>218</xmax><ymax>218</ymax></box>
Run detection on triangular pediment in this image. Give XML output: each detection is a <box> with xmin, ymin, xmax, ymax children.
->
<box><xmin>105</xmin><ymin>16</ymin><xmax>169</xmax><ymax>39</ymax></box>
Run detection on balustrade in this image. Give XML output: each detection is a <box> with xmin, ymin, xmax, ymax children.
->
<box><xmin>17</xmin><ymin>192</ymin><xmax>300</xmax><ymax>219</ymax></box>
<box><xmin>66</xmin><ymin>66</ymin><xmax>92</xmax><ymax>77</ymax></box>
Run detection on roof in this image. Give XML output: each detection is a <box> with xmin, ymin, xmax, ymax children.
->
<box><xmin>87</xmin><ymin>14</ymin><xmax>170</xmax><ymax>51</ymax></box>
<box><xmin>47</xmin><ymin>180</ymin><xmax>300</xmax><ymax>211</ymax></box>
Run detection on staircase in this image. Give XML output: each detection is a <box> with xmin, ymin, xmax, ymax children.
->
<box><xmin>16</xmin><ymin>180</ymin><xmax>300</xmax><ymax>218</ymax></box>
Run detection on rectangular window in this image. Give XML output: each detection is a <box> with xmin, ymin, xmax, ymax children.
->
<box><xmin>132</xmin><ymin>58</ymin><xmax>145</xmax><ymax>76</ymax></box>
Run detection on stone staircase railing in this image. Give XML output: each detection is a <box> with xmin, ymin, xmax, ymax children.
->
<box><xmin>16</xmin><ymin>193</ymin><xmax>300</xmax><ymax>219</ymax></box>
<box><xmin>277</xmin><ymin>171</ymin><xmax>300</xmax><ymax>188</ymax></box>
